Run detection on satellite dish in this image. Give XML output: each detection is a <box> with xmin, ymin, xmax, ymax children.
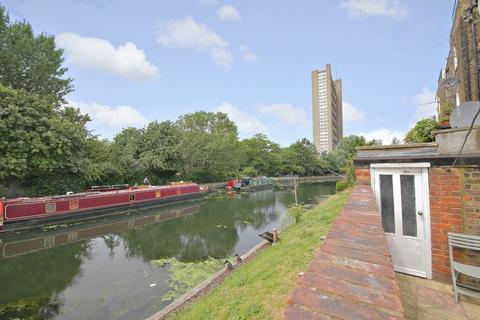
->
<box><xmin>450</xmin><ymin>101</ymin><xmax>480</xmax><ymax>128</ymax></box>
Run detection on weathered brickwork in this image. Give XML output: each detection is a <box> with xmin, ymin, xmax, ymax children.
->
<box><xmin>464</xmin><ymin>168</ymin><xmax>480</xmax><ymax>235</ymax></box>
<box><xmin>355</xmin><ymin>167</ymin><xmax>370</xmax><ymax>185</ymax></box>
<box><xmin>437</xmin><ymin>0</ymin><xmax>480</xmax><ymax>122</ymax></box>
<box><xmin>429</xmin><ymin>166</ymin><xmax>480</xmax><ymax>282</ymax></box>
<box><xmin>285</xmin><ymin>185</ymin><xmax>405</xmax><ymax>319</ymax></box>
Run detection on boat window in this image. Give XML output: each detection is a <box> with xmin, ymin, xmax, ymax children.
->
<box><xmin>129</xmin><ymin>193</ymin><xmax>135</xmax><ymax>201</ymax></box>
<box><xmin>46</xmin><ymin>202</ymin><xmax>56</xmax><ymax>213</ymax></box>
<box><xmin>69</xmin><ymin>199</ymin><xmax>79</xmax><ymax>210</ymax></box>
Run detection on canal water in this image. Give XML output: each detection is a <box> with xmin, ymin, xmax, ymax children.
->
<box><xmin>0</xmin><ymin>183</ymin><xmax>335</xmax><ymax>320</ymax></box>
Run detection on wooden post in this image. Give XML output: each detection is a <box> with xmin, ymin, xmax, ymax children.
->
<box><xmin>294</xmin><ymin>176</ymin><xmax>298</xmax><ymax>206</ymax></box>
<box><xmin>273</xmin><ymin>228</ymin><xmax>278</xmax><ymax>243</ymax></box>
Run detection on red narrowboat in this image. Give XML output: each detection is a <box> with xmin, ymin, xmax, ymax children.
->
<box><xmin>226</xmin><ymin>179</ymin><xmax>240</xmax><ymax>191</ymax></box>
<box><xmin>0</xmin><ymin>182</ymin><xmax>208</xmax><ymax>232</ymax></box>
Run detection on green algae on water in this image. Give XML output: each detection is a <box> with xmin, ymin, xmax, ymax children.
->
<box><xmin>0</xmin><ymin>298</ymin><xmax>59</xmax><ymax>320</ymax></box>
<box><xmin>151</xmin><ymin>257</ymin><xmax>225</xmax><ymax>301</ymax></box>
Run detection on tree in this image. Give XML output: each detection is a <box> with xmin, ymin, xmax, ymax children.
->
<box><xmin>0</xmin><ymin>85</ymin><xmax>91</xmax><ymax>194</ymax></box>
<box><xmin>110</xmin><ymin>127</ymin><xmax>144</xmax><ymax>183</ymax></box>
<box><xmin>391</xmin><ymin>137</ymin><xmax>400</xmax><ymax>144</ymax></box>
<box><xmin>320</xmin><ymin>135</ymin><xmax>370</xmax><ymax>183</ymax></box>
<box><xmin>278</xmin><ymin>139</ymin><xmax>322</xmax><ymax>176</ymax></box>
<box><xmin>239</xmin><ymin>134</ymin><xmax>281</xmax><ymax>176</ymax></box>
<box><xmin>176</xmin><ymin>111</ymin><xmax>242</xmax><ymax>182</ymax></box>
<box><xmin>405</xmin><ymin>118</ymin><xmax>437</xmax><ymax>143</ymax></box>
<box><xmin>0</xmin><ymin>5</ymin><xmax>73</xmax><ymax>104</ymax></box>
<box><xmin>137</xmin><ymin>121</ymin><xmax>182</xmax><ymax>183</ymax></box>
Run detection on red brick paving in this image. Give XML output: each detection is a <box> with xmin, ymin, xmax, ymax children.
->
<box><xmin>285</xmin><ymin>185</ymin><xmax>405</xmax><ymax>319</ymax></box>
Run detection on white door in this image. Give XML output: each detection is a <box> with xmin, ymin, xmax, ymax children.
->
<box><xmin>371</xmin><ymin>164</ymin><xmax>431</xmax><ymax>278</ymax></box>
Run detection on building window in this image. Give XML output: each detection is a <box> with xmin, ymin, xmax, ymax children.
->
<box><xmin>453</xmin><ymin>47</ymin><xmax>458</xmax><ymax>70</ymax></box>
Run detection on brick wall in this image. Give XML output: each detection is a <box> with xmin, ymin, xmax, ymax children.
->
<box><xmin>355</xmin><ymin>167</ymin><xmax>370</xmax><ymax>185</ymax></box>
<box><xmin>429</xmin><ymin>166</ymin><xmax>480</xmax><ymax>282</ymax></box>
<box><xmin>429</xmin><ymin>167</ymin><xmax>464</xmax><ymax>281</ymax></box>
<box><xmin>464</xmin><ymin>168</ymin><xmax>480</xmax><ymax>236</ymax></box>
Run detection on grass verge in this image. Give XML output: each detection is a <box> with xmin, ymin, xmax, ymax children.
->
<box><xmin>173</xmin><ymin>189</ymin><xmax>351</xmax><ymax>320</ymax></box>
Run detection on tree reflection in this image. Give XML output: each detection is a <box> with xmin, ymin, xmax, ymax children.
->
<box><xmin>120</xmin><ymin>189</ymin><xmax>284</xmax><ymax>262</ymax></box>
<box><xmin>0</xmin><ymin>241</ymin><xmax>91</xmax><ymax>318</ymax></box>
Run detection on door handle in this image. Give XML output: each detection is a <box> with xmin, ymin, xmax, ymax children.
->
<box><xmin>417</xmin><ymin>211</ymin><xmax>424</xmax><ymax>216</ymax></box>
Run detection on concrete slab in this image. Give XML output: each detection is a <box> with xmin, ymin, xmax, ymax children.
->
<box><xmin>397</xmin><ymin>273</ymin><xmax>480</xmax><ymax>320</ymax></box>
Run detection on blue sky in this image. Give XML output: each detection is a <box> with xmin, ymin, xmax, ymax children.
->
<box><xmin>3</xmin><ymin>0</ymin><xmax>454</xmax><ymax>145</ymax></box>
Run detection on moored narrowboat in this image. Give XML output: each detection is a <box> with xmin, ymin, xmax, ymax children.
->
<box><xmin>233</xmin><ymin>177</ymin><xmax>275</xmax><ymax>192</ymax></box>
<box><xmin>0</xmin><ymin>182</ymin><xmax>208</xmax><ymax>232</ymax></box>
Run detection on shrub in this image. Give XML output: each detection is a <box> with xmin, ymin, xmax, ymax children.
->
<box><xmin>336</xmin><ymin>180</ymin><xmax>350</xmax><ymax>193</ymax></box>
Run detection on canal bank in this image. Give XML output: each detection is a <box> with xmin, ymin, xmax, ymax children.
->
<box><xmin>0</xmin><ymin>183</ymin><xmax>336</xmax><ymax>320</ymax></box>
<box><xmin>169</xmin><ymin>189</ymin><xmax>350</xmax><ymax>319</ymax></box>
<box><xmin>201</xmin><ymin>175</ymin><xmax>341</xmax><ymax>191</ymax></box>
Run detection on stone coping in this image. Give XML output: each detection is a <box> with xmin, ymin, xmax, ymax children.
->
<box><xmin>356</xmin><ymin>142</ymin><xmax>438</xmax><ymax>151</ymax></box>
<box><xmin>432</xmin><ymin>125</ymin><xmax>480</xmax><ymax>135</ymax></box>
<box><xmin>285</xmin><ymin>185</ymin><xmax>405</xmax><ymax>320</ymax></box>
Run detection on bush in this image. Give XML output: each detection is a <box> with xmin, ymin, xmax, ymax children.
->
<box><xmin>286</xmin><ymin>205</ymin><xmax>307</xmax><ymax>225</ymax></box>
<box><xmin>336</xmin><ymin>180</ymin><xmax>350</xmax><ymax>193</ymax></box>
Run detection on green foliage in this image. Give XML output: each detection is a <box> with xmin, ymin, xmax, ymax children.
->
<box><xmin>0</xmin><ymin>5</ymin><xmax>72</xmax><ymax>104</ymax></box>
<box><xmin>0</xmin><ymin>85</ymin><xmax>91</xmax><ymax>194</ymax></box>
<box><xmin>278</xmin><ymin>138</ymin><xmax>322</xmax><ymax>176</ymax></box>
<box><xmin>335</xmin><ymin>180</ymin><xmax>350</xmax><ymax>192</ymax></box>
<box><xmin>176</xmin><ymin>111</ymin><xmax>242</xmax><ymax>182</ymax></box>
<box><xmin>0</xmin><ymin>298</ymin><xmax>58</xmax><ymax>320</ymax></box>
<box><xmin>405</xmin><ymin>118</ymin><xmax>437</xmax><ymax>143</ymax></box>
<box><xmin>239</xmin><ymin>134</ymin><xmax>281</xmax><ymax>176</ymax></box>
<box><xmin>240</xmin><ymin>166</ymin><xmax>258</xmax><ymax>177</ymax></box>
<box><xmin>321</xmin><ymin>135</ymin><xmax>370</xmax><ymax>181</ymax></box>
<box><xmin>109</xmin><ymin>121</ymin><xmax>182</xmax><ymax>185</ymax></box>
<box><xmin>286</xmin><ymin>205</ymin><xmax>307</xmax><ymax>224</ymax></box>
<box><xmin>439</xmin><ymin>101</ymin><xmax>454</xmax><ymax>122</ymax></box>
<box><xmin>151</xmin><ymin>257</ymin><xmax>225</xmax><ymax>301</ymax></box>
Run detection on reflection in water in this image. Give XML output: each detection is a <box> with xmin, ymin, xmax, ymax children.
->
<box><xmin>0</xmin><ymin>183</ymin><xmax>335</xmax><ymax>320</ymax></box>
<box><xmin>0</xmin><ymin>203</ymin><xmax>201</xmax><ymax>259</ymax></box>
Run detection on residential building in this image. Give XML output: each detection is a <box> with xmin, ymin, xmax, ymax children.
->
<box><xmin>311</xmin><ymin>64</ymin><xmax>343</xmax><ymax>153</ymax></box>
<box><xmin>437</xmin><ymin>0</ymin><xmax>480</xmax><ymax>123</ymax></box>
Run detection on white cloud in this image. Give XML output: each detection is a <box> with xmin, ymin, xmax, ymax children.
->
<box><xmin>340</xmin><ymin>0</ymin><xmax>407</xmax><ymax>19</ymax></box>
<box><xmin>239</xmin><ymin>45</ymin><xmax>259</xmax><ymax>63</ymax></box>
<box><xmin>217</xmin><ymin>5</ymin><xmax>241</xmax><ymax>21</ymax></box>
<box><xmin>69</xmin><ymin>101</ymin><xmax>147</xmax><ymax>128</ymax></box>
<box><xmin>413</xmin><ymin>88</ymin><xmax>437</xmax><ymax>121</ymax></box>
<box><xmin>257</xmin><ymin>104</ymin><xmax>307</xmax><ymax>127</ymax></box>
<box><xmin>217</xmin><ymin>102</ymin><xmax>267</xmax><ymax>135</ymax></box>
<box><xmin>343</xmin><ymin>102</ymin><xmax>366</xmax><ymax>123</ymax></box>
<box><xmin>156</xmin><ymin>17</ymin><xmax>232</xmax><ymax>68</ymax></box>
<box><xmin>56</xmin><ymin>32</ymin><xmax>159</xmax><ymax>81</ymax></box>
<box><xmin>357</xmin><ymin>128</ymin><xmax>406</xmax><ymax>144</ymax></box>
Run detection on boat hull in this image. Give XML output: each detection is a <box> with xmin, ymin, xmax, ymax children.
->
<box><xmin>0</xmin><ymin>185</ymin><xmax>209</xmax><ymax>233</ymax></box>
<box><xmin>234</xmin><ymin>184</ymin><xmax>274</xmax><ymax>192</ymax></box>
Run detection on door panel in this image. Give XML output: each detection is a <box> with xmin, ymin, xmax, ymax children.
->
<box><xmin>373</xmin><ymin>168</ymin><xmax>428</xmax><ymax>278</ymax></box>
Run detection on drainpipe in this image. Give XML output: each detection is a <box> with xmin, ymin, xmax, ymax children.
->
<box><xmin>470</xmin><ymin>0</ymin><xmax>480</xmax><ymax>101</ymax></box>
